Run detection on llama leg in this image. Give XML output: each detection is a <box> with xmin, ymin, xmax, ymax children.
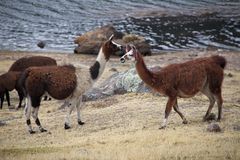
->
<box><xmin>5</xmin><ymin>90</ymin><xmax>11</xmax><ymax>106</ymax></box>
<box><xmin>76</xmin><ymin>96</ymin><xmax>84</xmax><ymax>125</ymax></box>
<box><xmin>202</xmin><ymin>90</ymin><xmax>215</xmax><ymax>121</ymax></box>
<box><xmin>160</xmin><ymin>97</ymin><xmax>176</xmax><ymax>129</ymax></box>
<box><xmin>173</xmin><ymin>99</ymin><xmax>188</xmax><ymax>124</ymax></box>
<box><xmin>16</xmin><ymin>90</ymin><xmax>24</xmax><ymax>110</ymax></box>
<box><xmin>0</xmin><ymin>93</ymin><xmax>4</xmax><ymax>109</ymax></box>
<box><xmin>214</xmin><ymin>92</ymin><xmax>223</xmax><ymax>121</ymax></box>
<box><xmin>32</xmin><ymin>106</ymin><xmax>47</xmax><ymax>132</ymax></box>
<box><xmin>25</xmin><ymin>96</ymin><xmax>35</xmax><ymax>134</ymax></box>
<box><xmin>64</xmin><ymin>99</ymin><xmax>76</xmax><ymax>129</ymax></box>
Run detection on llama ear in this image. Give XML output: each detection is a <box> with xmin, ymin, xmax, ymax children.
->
<box><xmin>133</xmin><ymin>47</ymin><xmax>139</xmax><ymax>60</ymax></box>
<box><xmin>109</xmin><ymin>34</ymin><xmax>114</xmax><ymax>41</ymax></box>
<box><xmin>126</xmin><ymin>44</ymin><xmax>131</xmax><ymax>52</ymax></box>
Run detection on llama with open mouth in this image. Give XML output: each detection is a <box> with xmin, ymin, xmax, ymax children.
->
<box><xmin>120</xmin><ymin>45</ymin><xmax>226</xmax><ymax>129</ymax></box>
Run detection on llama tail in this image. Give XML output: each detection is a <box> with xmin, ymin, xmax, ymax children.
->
<box><xmin>211</xmin><ymin>55</ymin><xmax>227</xmax><ymax>69</ymax></box>
<box><xmin>17</xmin><ymin>69</ymin><xmax>30</xmax><ymax>97</ymax></box>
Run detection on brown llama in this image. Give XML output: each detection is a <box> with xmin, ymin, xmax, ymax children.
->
<box><xmin>120</xmin><ymin>45</ymin><xmax>226</xmax><ymax>129</ymax></box>
<box><xmin>1</xmin><ymin>56</ymin><xmax>57</xmax><ymax>109</ymax></box>
<box><xmin>0</xmin><ymin>71</ymin><xmax>21</xmax><ymax>109</ymax></box>
<box><xmin>20</xmin><ymin>35</ymin><xmax>123</xmax><ymax>134</ymax></box>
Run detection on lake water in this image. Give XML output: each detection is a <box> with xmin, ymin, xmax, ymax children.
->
<box><xmin>0</xmin><ymin>0</ymin><xmax>239</xmax><ymax>53</ymax></box>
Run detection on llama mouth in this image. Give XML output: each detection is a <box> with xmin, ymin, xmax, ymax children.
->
<box><xmin>120</xmin><ymin>57</ymin><xmax>125</xmax><ymax>63</ymax></box>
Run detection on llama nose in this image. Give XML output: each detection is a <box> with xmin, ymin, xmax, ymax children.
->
<box><xmin>120</xmin><ymin>57</ymin><xmax>125</xmax><ymax>63</ymax></box>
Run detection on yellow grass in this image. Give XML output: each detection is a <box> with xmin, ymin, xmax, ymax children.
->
<box><xmin>0</xmin><ymin>51</ymin><xmax>240</xmax><ymax>160</ymax></box>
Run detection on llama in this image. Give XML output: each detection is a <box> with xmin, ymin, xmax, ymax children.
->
<box><xmin>1</xmin><ymin>56</ymin><xmax>57</xmax><ymax>109</ymax></box>
<box><xmin>0</xmin><ymin>71</ymin><xmax>21</xmax><ymax>109</ymax></box>
<box><xmin>120</xmin><ymin>45</ymin><xmax>226</xmax><ymax>129</ymax></box>
<box><xmin>20</xmin><ymin>35</ymin><xmax>122</xmax><ymax>134</ymax></box>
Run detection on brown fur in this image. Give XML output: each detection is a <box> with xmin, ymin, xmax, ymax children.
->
<box><xmin>0</xmin><ymin>72</ymin><xmax>21</xmax><ymax>109</ymax></box>
<box><xmin>2</xmin><ymin>56</ymin><xmax>57</xmax><ymax>109</ymax></box>
<box><xmin>0</xmin><ymin>72</ymin><xmax>21</xmax><ymax>92</ymax></box>
<box><xmin>9</xmin><ymin>56</ymin><xmax>57</xmax><ymax>72</ymax></box>
<box><xmin>129</xmin><ymin>47</ymin><xmax>226</xmax><ymax>128</ymax></box>
<box><xmin>23</xmin><ymin>65</ymin><xmax>76</xmax><ymax>101</ymax></box>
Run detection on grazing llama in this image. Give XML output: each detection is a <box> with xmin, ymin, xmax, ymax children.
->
<box><xmin>1</xmin><ymin>56</ymin><xmax>56</xmax><ymax>109</ymax></box>
<box><xmin>120</xmin><ymin>45</ymin><xmax>226</xmax><ymax>129</ymax></box>
<box><xmin>20</xmin><ymin>35</ymin><xmax>122</xmax><ymax>134</ymax></box>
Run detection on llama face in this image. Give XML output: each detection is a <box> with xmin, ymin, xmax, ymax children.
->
<box><xmin>120</xmin><ymin>45</ymin><xmax>136</xmax><ymax>63</ymax></box>
<box><xmin>102</xmin><ymin>34</ymin><xmax>123</xmax><ymax>60</ymax></box>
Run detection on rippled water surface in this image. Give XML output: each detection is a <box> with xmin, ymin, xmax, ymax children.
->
<box><xmin>0</xmin><ymin>0</ymin><xmax>239</xmax><ymax>52</ymax></box>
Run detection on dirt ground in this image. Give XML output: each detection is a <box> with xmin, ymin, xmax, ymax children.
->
<box><xmin>0</xmin><ymin>50</ymin><xmax>240</xmax><ymax>160</ymax></box>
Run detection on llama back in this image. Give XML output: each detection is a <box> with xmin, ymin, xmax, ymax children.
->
<box><xmin>9</xmin><ymin>56</ymin><xmax>57</xmax><ymax>72</ymax></box>
<box><xmin>19</xmin><ymin>66</ymin><xmax>78</xmax><ymax>100</ymax></box>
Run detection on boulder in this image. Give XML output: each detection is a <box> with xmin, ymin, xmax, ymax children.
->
<box><xmin>74</xmin><ymin>41</ymin><xmax>102</xmax><ymax>55</ymax></box>
<box><xmin>74</xmin><ymin>25</ymin><xmax>151</xmax><ymax>55</ymax></box>
<box><xmin>74</xmin><ymin>25</ymin><xmax>124</xmax><ymax>44</ymax></box>
<box><xmin>83</xmin><ymin>66</ymin><xmax>160</xmax><ymax>101</ymax></box>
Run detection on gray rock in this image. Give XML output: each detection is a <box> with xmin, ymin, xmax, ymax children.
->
<box><xmin>83</xmin><ymin>67</ymin><xmax>160</xmax><ymax>101</ymax></box>
<box><xmin>233</xmin><ymin>124</ymin><xmax>240</xmax><ymax>131</ymax></box>
<box><xmin>0</xmin><ymin>120</ymin><xmax>6</xmax><ymax>126</ymax></box>
<box><xmin>37</xmin><ymin>41</ymin><xmax>45</xmax><ymax>49</ymax></box>
<box><xmin>207</xmin><ymin>123</ymin><xmax>222</xmax><ymax>132</ymax></box>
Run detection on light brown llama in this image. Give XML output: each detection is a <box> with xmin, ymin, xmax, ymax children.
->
<box><xmin>120</xmin><ymin>45</ymin><xmax>226</xmax><ymax>129</ymax></box>
<box><xmin>1</xmin><ymin>56</ymin><xmax>57</xmax><ymax>109</ymax></box>
<box><xmin>20</xmin><ymin>35</ymin><xmax>123</xmax><ymax>134</ymax></box>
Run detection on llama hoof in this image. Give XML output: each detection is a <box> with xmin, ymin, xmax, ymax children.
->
<box><xmin>159</xmin><ymin>126</ymin><xmax>166</xmax><ymax>130</ymax></box>
<box><xmin>29</xmin><ymin>130</ymin><xmax>36</xmax><ymax>134</ymax></box>
<box><xmin>216</xmin><ymin>118</ymin><xmax>221</xmax><ymax>122</ymax></box>
<box><xmin>8</xmin><ymin>105</ymin><xmax>15</xmax><ymax>110</ymax></box>
<box><xmin>182</xmin><ymin>120</ymin><xmax>188</xmax><ymax>124</ymax></box>
<box><xmin>64</xmin><ymin>123</ymin><xmax>71</xmax><ymax>130</ymax></box>
<box><xmin>40</xmin><ymin>128</ymin><xmax>47</xmax><ymax>132</ymax></box>
<box><xmin>78</xmin><ymin>121</ymin><xmax>85</xmax><ymax>125</ymax></box>
<box><xmin>15</xmin><ymin>106</ymin><xmax>22</xmax><ymax>110</ymax></box>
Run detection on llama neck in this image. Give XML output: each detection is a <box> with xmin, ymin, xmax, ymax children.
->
<box><xmin>135</xmin><ymin>56</ymin><xmax>155</xmax><ymax>87</ymax></box>
<box><xmin>90</xmin><ymin>48</ymin><xmax>107</xmax><ymax>81</ymax></box>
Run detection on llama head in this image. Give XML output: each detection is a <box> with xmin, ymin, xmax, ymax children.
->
<box><xmin>120</xmin><ymin>44</ymin><xmax>139</xmax><ymax>63</ymax></box>
<box><xmin>102</xmin><ymin>34</ymin><xmax>123</xmax><ymax>61</ymax></box>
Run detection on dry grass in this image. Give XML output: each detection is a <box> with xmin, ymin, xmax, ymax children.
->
<box><xmin>0</xmin><ymin>51</ymin><xmax>240</xmax><ymax>160</ymax></box>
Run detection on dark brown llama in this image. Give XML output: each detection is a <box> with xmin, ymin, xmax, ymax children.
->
<box><xmin>0</xmin><ymin>71</ymin><xmax>21</xmax><ymax>109</ymax></box>
<box><xmin>1</xmin><ymin>56</ymin><xmax>57</xmax><ymax>109</ymax></box>
<box><xmin>20</xmin><ymin>35</ymin><xmax>123</xmax><ymax>134</ymax></box>
<box><xmin>120</xmin><ymin>45</ymin><xmax>226</xmax><ymax>129</ymax></box>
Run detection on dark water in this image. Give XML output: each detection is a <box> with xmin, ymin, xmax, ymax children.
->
<box><xmin>0</xmin><ymin>0</ymin><xmax>239</xmax><ymax>53</ymax></box>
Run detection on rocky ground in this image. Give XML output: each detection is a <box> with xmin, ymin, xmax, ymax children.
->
<box><xmin>0</xmin><ymin>49</ymin><xmax>239</xmax><ymax>160</ymax></box>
